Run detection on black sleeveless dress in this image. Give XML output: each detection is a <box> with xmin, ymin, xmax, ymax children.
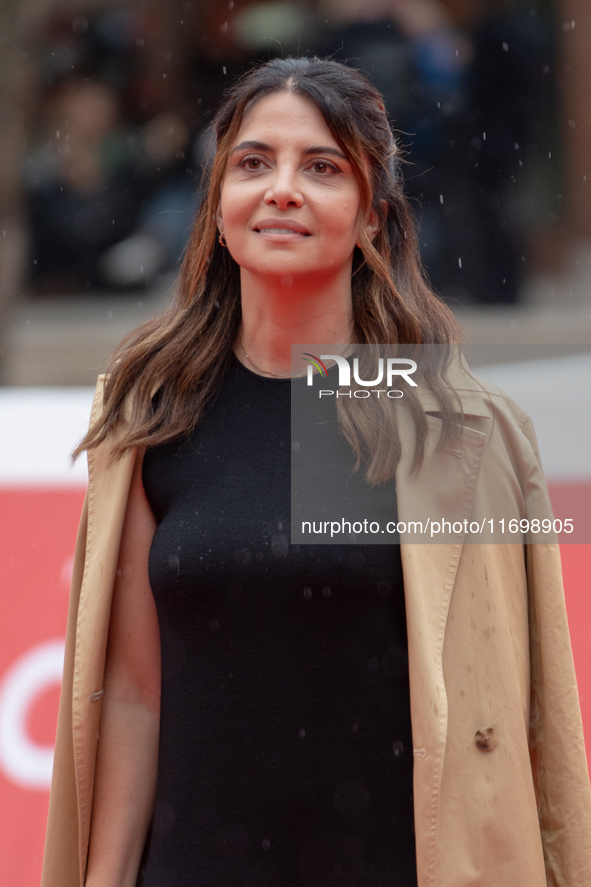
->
<box><xmin>140</xmin><ymin>357</ymin><xmax>417</xmax><ymax>887</ymax></box>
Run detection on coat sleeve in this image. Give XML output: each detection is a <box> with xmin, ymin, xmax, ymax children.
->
<box><xmin>41</xmin><ymin>375</ymin><xmax>113</xmax><ymax>887</ymax></box>
<box><xmin>41</xmin><ymin>490</ymin><xmax>89</xmax><ymax>887</ymax></box>
<box><xmin>522</xmin><ymin>415</ymin><xmax>591</xmax><ymax>885</ymax></box>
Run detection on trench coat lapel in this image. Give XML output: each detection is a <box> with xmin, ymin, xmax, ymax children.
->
<box><xmin>395</xmin><ymin>383</ymin><xmax>493</xmax><ymax>687</ymax></box>
<box><xmin>394</xmin><ymin>385</ymin><xmax>491</xmax><ymax>872</ymax></box>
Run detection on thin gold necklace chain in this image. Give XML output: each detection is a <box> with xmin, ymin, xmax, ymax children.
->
<box><xmin>238</xmin><ymin>331</ymin><xmax>353</xmax><ymax>379</ymax></box>
<box><xmin>239</xmin><ymin>331</ymin><xmax>306</xmax><ymax>378</ymax></box>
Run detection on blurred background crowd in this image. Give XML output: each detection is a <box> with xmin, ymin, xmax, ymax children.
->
<box><xmin>0</xmin><ymin>0</ymin><xmax>590</xmax><ymax>383</ymax></box>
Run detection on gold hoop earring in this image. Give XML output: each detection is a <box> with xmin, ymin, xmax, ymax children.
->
<box><xmin>219</xmin><ymin>232</ymin><xmax>227</xmax><ymax>248</ymax></box>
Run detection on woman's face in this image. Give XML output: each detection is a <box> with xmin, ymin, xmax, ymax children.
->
<box><xmin>218</xmin><ymin>91</ymin><xmax>368</xmax><ymax>287</ymax></box>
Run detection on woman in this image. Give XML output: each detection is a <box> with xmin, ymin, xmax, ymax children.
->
<box><xmin>42</xmin><ymin>57</ymin><xmax>591</xmax><ymax>887</ymax></box>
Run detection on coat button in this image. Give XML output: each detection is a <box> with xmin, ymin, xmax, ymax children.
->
<box><xmin>475</xmin><ymin>727</ymin><xmax>498</xmax><ymax>751</ymax></box>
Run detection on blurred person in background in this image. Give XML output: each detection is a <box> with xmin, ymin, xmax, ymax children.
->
<box><xmin>314</xmin><ymin>0</ymin><xmax>556</xmax><ymax>304</ymax></box>
<box><xmin>99</xmin><ymin>109</ymin><xmax>200</xmax><ymax>289</ymax></box>
<box><xmin>465</xmin><ymin>0</ymin><xmax>558</xmax><ymax>304</ymax></box>
<box><xmin>22</xmin><ymin>4</ymin><xmax>204</xmax><ymax>295</ymax></box>
<box><xmin>23</xmin><ymin>78</ymin><xmax>139</xmax><ymax>292</ymax></box>
<box><xmin>314</xmin><ymin>0</ymin><xmax>474</xmax><ymax>304</ymax></box>
<box><xmin>24</xmin><ymin>77</ymin><xmax>200</xmax><ymax>292</ymax></box>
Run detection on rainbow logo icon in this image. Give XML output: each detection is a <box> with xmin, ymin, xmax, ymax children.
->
<box><xmin>302</xmin><ymin>353</ymin><xmax>329</xmax><ymax>377</ymax></box>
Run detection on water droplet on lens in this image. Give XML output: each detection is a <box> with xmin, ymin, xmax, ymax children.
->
<box><xmin>299</xmin><ymin>728</ymin><xmax>306</xmax><ymax>739</ymax></box>
<box><xmin>392</xmin><ymin>740</ymin><xmax>404</xmax><ymax>758</ymax></box>
<box><xmin>271</xmin><ymin>533</ymin><xmax>289</xmax><ymax>558</ymax></box>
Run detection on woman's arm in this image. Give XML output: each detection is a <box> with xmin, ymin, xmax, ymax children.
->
<box><xmin>85</xmin><ymin>452</ymin><xmax>161</xmax><ymax>887</ymax></box>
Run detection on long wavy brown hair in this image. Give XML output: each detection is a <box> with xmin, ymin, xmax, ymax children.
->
<box><xmin>76</xmin><ymin>56</ymin><xmax>463</xmax><ymax>481</ymax></box>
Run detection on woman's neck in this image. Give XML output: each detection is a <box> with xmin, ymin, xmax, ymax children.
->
<box><xmin>237</xmin><ymin>268</ymin><xmax>354</xmax><ymax>377</ymax></box>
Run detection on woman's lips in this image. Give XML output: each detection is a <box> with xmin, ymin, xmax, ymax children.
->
<box><xmin>253</xmin><ymin>219</ymin><xmax>311</xmax><ymax>237</ymax></box>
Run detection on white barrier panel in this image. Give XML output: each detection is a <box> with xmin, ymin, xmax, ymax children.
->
<box><xmin>0</xmin><ymin>388</ymin><xmax>93</xmax><ymax>486</ymax></box>
<box><xmin>476</xmin><ymin>353</ymin><xmax>591</xmax><ymax>480</ymax></box>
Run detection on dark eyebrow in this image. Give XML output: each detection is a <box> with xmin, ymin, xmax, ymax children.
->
<box><xmin>303</xmin><ymin>146</ymin><xmax>348</xmax><ymax>160</ymax></box>
<box><xmin>230</xmin><ymin>140</ymin><xmax>348</xmax><ymax>161</ymax></box>
<box><xmin>230</xmin><ymin>140</ymin><xmax>272</xmax><ymax>154</ymax></box>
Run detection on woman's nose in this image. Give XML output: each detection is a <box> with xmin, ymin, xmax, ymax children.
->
<box><xmin>264</xmin><ymin>166</ymin><xmax>303</xmax><ymax>209</ymax></box>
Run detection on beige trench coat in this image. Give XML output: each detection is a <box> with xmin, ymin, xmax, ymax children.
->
<box><xmin>42</xmin><ymin>370</ymin><xmax>591</xmax><ymax>887</ymax></box>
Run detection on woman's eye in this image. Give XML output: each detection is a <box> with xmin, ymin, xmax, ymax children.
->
<box><xmin>240</xmin><ymin>156</ymin><xmax>264</xmax><ymax>170</ymax></box>
<box><xmin>311</xmin><ymin>160</ymin><xmax>337</xmax><ymax>175</ymax></box>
